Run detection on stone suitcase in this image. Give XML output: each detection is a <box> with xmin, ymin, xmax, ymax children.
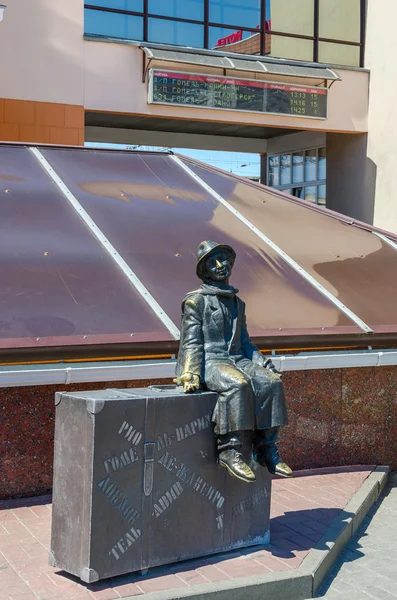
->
<box><xmin>50</xmin><ymin>386</ymin><xmax>271</xmax><ymax>582</ymax></box>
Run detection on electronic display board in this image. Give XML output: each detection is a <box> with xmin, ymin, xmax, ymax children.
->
<box><xmin>149</xmin><ymin>70</ymin><xmax>327</xmax><ymax>119</ymax></box>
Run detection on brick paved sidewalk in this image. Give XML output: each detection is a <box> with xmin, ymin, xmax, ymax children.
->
<box><xmin>315</xmin><ymin>472</ymin><xmax>397</xmax><ymax>599</ymax></box>
<box><xmin>0</xmin><ymin>467</ymin><xmax>374</xmax><ymax>600</ymax></box>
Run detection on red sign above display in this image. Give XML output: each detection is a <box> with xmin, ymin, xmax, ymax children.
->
<box><xmin>215</xmin><ymin>20</ymin><xmax>271</xmax><ymax>47</ymax></box>
<box><xmin>149</xmin><ymin>70</ymin><xmax>328</xmax><ymax>119</ymax></box>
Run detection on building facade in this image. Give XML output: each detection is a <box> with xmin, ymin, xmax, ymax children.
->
<box><xmin>0</xmin><ymin>1</ymin><xmax>395</xmax><ymax>231</ymax></box>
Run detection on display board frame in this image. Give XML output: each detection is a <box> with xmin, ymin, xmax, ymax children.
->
<box><xmin>148</xmin><ymin>69</ymin><xmax>328</xmax><ymax>120</ymax></box>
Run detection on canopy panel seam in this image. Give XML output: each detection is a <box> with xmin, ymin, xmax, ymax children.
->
<box><xmin>172</xmin><ymin>154</ymin><xmax>373</xmax><ymax>335</ymax></box>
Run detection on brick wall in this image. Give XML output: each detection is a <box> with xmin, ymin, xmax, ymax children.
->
<box><xmin>0</xmin><ymin>99</ymin><xmax>84</xmax><ymax>145</ymax></box>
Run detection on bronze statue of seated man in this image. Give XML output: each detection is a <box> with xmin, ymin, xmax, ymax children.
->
<box><xmin>175</xmin><ymin>240</ymin><xmax>293</xmax><ymax>483</ymax></box>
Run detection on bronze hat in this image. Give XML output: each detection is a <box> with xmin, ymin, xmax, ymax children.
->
<box><xmin>196</xmin><ymin>240</ymin><xmax>236</xmax><ymax>280</ymax></box>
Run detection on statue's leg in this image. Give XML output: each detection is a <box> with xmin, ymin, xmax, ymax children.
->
<box><xmin>205</xmin><ymin>362</ymin><xmax>256</xmax><ymax>484</ymax></box>
<box><xmin>253</xmin><ymin>427</ymin><xmax>293</xmax><ymax>478</ymax></box>
<box><xmin>235</xmin><ymin>360</ymin><xmax>292</xmax><ymax>478</ymax></box>
<box><xmin>217</xmin><ymin>431</ymin><xmax>256</xmax><ymax>483</ymax></box>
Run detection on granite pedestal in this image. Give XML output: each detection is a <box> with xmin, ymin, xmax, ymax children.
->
<box><xmin>50</xmin><ymin>385</ymin><xmax>271</xmax><ymax>583</ymax></box>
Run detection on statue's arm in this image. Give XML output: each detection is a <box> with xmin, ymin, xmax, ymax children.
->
<box><xmin>241</xmin><ymin>310</ymin><xmax>263</xmax><ymax>364</ymax></box>
<box><xmin>174</xmin><ymin>295</ymin><xmax>204</xmax><ymax>393</ymax></box>
<box><xmin>240</xmin><ymin>304</ymin><xmax>281</xmax><ymax>375</ymax></box>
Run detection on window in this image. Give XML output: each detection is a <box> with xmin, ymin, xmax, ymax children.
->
<box><xmin>267</xmin><ymin>0</ymin><xmax>364</xmax><ymax>67</ymax></box>
<box><xmin>85</xmin><ymin>9</ymin><xmax>143</xmax><ymax>40</ymax></box>
<box><xmin>268</xmin><ymin>155</ymin><xmax>280</xmax><ymax>187</ymax></box>
<box><xmin>87</xmin><ymin>0</ymin><xmax>143</xmax><ymax>9</ymax></box>
<box><xmin>267</xmin><ymin>146</ymin><xmax>326</xmax><ymax>206</ymax></box>
<box><xmin>148</xmin><ymin>0</ymin><xmax>204</xmax><ymax>21</ymax></box>
<box><xmin>209</xmin><ymin>0</ymin><xmax>260</xmax><ymax>29</ymax></box>
<box><xmin>84</xmin><ymin>0</ymin><xmax>366</xmax><ymax>67</ymax></box>
<box><xmin>148</xmin><ymin>19</ymin><xmax>204</xmax><ymax>47</ymax></box>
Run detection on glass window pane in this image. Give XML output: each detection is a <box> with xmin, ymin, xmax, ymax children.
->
<box><xmin>319</xmin><ymin>0</ymin><xmax>360</xmax><ymax>43</ymax></box>
<box><xmin>85</xmin><ymin>8</ymin><xmax>143</xmax><ymax>39</ymax></box>
<box><xmin>209</xmin><ymin>0</ymin><xmax>261</xmax><ymax>29</ymax></box>
<box><xmin>88</xmin><ymin>0</ymin><xmax>143</xmax><ymax>10</ymax></box>
<box><xmin>304</xmin><ymin>185</ymin><xmax>316</xmax><ymax>203</ymax></box>
<box><xmin>148</xmin><ymin>0</ymin><xmax>204</xmax><ymax>20</ymax></box>
<box><xmin>318</xmin><ymin>184</ymin><xmax>326</xmax><ymax>205</ymax></box>
<box><xmin>280</xmin><ymin>154</ymin><xmax>291</xmax><ymax>185</ymax></box>
<box><xmin>148</xmin><ymin>19</ymin><xmax>204</xmax><ymax>47</ymax></box>
<box><xmin>268</xmin><ymin>155</ymin><xmax>280</xmax><ymax>186</ymax></box>
<box><xmin>292</xmin><ymin>187</ymin><xmax>304</xmax><ymax>199</ymax></box>
<box><xmin>270</xmin><ymin>0</ymin><xmax>314</xmax><ymax>36</ymax></box>
<box><xmin>318</xmin><ymin>42</ymin><xmax>360</xmax><ymax>67</ymax></box>
<box><xmin>305</xmin><ymin>149</ymin><xmax>317</xmax><ymax>182</ymax></box>
<box><xmin>292</xmin><ymin>152</ymin><xmax>304</xmax><ymax>184</ymax></box>
<box><xmin>210</xmin><ymin>27</ymin><xmax>259</xmax><ymax>53</ymax></box>
<box><xmin>318</xmin><ymin>147</ymin><xmax>326</xmax><ymax>180</ymax></box>
<box><xmin>268</xmin><ymin>35</ymin><xmax>313</xmax><ymax>61</ymax></box>
<box><xmin>282</xmin><ymin>188</ymin><xmax>292</xmax><ymax>195</ymax></box>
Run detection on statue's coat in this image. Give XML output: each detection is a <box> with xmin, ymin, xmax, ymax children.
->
<box><xmin>176</xmin><ymin>284</ymin><xmax>288</xmax><ymax>435</ymax></box>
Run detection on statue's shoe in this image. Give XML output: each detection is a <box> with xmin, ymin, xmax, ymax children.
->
<box><xmin>268</xmin><ymin>462</ymin><xmax>293</xmax><ymax>478</ymax></box>
<box><xmin>219</xmin><ymin>449</ymin><xmax>256</xmax><ymax>483</ymax></box>
<box><xmin>254</xmin><ymin>444</ymin><xmax>294</xmax><ymax>478</ymax></box>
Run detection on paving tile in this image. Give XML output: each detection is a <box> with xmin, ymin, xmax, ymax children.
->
<box><xmin>29</xmin><ymin>506</ymin><xmax>51</xmax><ymax>518</ymax></box>
<box><xmin>57</xmin><ymin>589</ymin><xmax>89</xmax><ymax>599</ymax></box>
<box><xmin>253</xmin><ymin>554</ymin><xmax>294</xmax><ymax>572</ymax></box>
<box><xmin>87</xmin><ymin>588</ymin><xmax>120</xmax><ymax>600</ymax></box>
<box><xmin>0</xmin><ymin>568</ymin><xmax>26</xmax><ymax>587</ymax></box>
<box><xmin>0</xmin><ymin>545</ymin><xmax>34</xmax><ymax>566</ymax></box>
<box><xmin>302</xmin><ymin>518</ymin><xmax>328</xmax><ymax>534</ymax></box>
<box><xmin>111</xmin><ymin>582</ymin><xmax>143</xmax><ymax>597</ymax></box>
<box><xmin>280</xmin><ymin>521</ymin><xmax>323</xmax><ymax>538</ymax></box>
<box><xmin>174</xmin><ymin>570</ymin><xmax>209</xmax><ymax>586</ymax></box>
<box><xmin>7</xmin><ymin>592</ymin><xmax>37</xmax><ymax>600</ymax></box>
<box><xmin>138</xmin><ymin>574</ymin><xmax>187</xmax><ymax>593</ymax></box>
<box><xmin>195</xmin><ymin>564</ymin><xmax>232</xmax><ymax>582</ymax></box>
<box><xmin>1</xmin><ymin>522</ymin><xmax>31</xmax><ymax>536</ymax></box>
<box><xmin>45</xmin><ymin>572</ymin><xmax>82</xmax><ymax>589</ymax></box>
<box><xmin>17</xmin><ymin>567</ymin><xmax>56</xmax><ymax>588</ymax></box>
<box><xmin>0</xmin><ymin>512</ymin><xmax>18</xmax><ymax>523</ymax></box>
<box><xmin>10</xmin><ymin>508</ymin><xmax>38</xmax><ymax>521</ymax></box>
<box><xmin>217</xmin><ymin>562</ymin><xmax>271</xmax><ymax>578</ymax></box>
<box><xmin>284</xmin><ymin>533</ymin><xmax>317</xmax><ymax>551</ymax></box>
<box><xmin>0</xmin><ymin>583</ymin><xmax>33</xmax><ymax>600</ymax></box>
<box><xmin>21</xmin><ymin>542</ymin><xmax>49</xmax><ymax>560</ymax></box>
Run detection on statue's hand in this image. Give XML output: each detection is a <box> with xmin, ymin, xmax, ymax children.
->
<box><xmin>264</xmin><ymin>358</ymin><xmax>282</xmax><ymax>377</ymax></box>
<box><xmin>173</xmin><ymin>372</ymin><xmax>200</xmax><ymax>393</ymax></box>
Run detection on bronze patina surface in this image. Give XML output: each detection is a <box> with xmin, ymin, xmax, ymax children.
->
<box><xmin>175</xmin><ymin>241</ymin><xmax>293</xmax><ymax>482</ymax></box>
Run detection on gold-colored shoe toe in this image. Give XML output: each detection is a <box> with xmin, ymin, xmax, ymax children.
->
<box><xmin>273</xmin><ymin>462</ymin><xmax>293</xmax><ymax>478</ymax></box>
<box><xmin>219</xmin><ymin>450</ymin><xmax>256</xmax><ymax>483</ymax></box>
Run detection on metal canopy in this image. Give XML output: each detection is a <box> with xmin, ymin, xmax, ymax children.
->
<box><xmin>2</xmin><ymin>143</ymin><xmax>397</xmax><ymax>361</ymax></box>
<box><xmin>142</xmin><ymin>46</ymin><xmax>341</xmax><ymax>81</ymax></box>
<box><xmin>85</xmin><ymin>112</ymin><xmax>298</xmax><ymax>140</ymax></box>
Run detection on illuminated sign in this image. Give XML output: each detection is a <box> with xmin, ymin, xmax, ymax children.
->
<box><xmin>215</xmin><ymin>21</ymin><xmax>271</xmax><ymax>48</ymax></box>
<box><xmin>216</xmin><ymin>30</ymin><xmax>243</xmax><ymax>47</ymax></box>
<box><xmin>149</xmin><ymin>70</ymin><xmax>328</xmax><ymax>119</ymax></box>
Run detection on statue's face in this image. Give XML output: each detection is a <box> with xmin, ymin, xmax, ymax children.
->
<box><xmin>205</xmin><ymin>249</ymin><xmax>232</xmax><ymax>282</ymax></box>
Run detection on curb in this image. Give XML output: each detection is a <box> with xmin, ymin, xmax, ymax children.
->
<box><xmin>299</xmin><ymin>465</ymin><xmax>389</xmax><ymax>596</ymax></box>
<box><xmin>79</xmin><ymin>467</ymin><xmax>391</xmax><ymax>600</ymax></box>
